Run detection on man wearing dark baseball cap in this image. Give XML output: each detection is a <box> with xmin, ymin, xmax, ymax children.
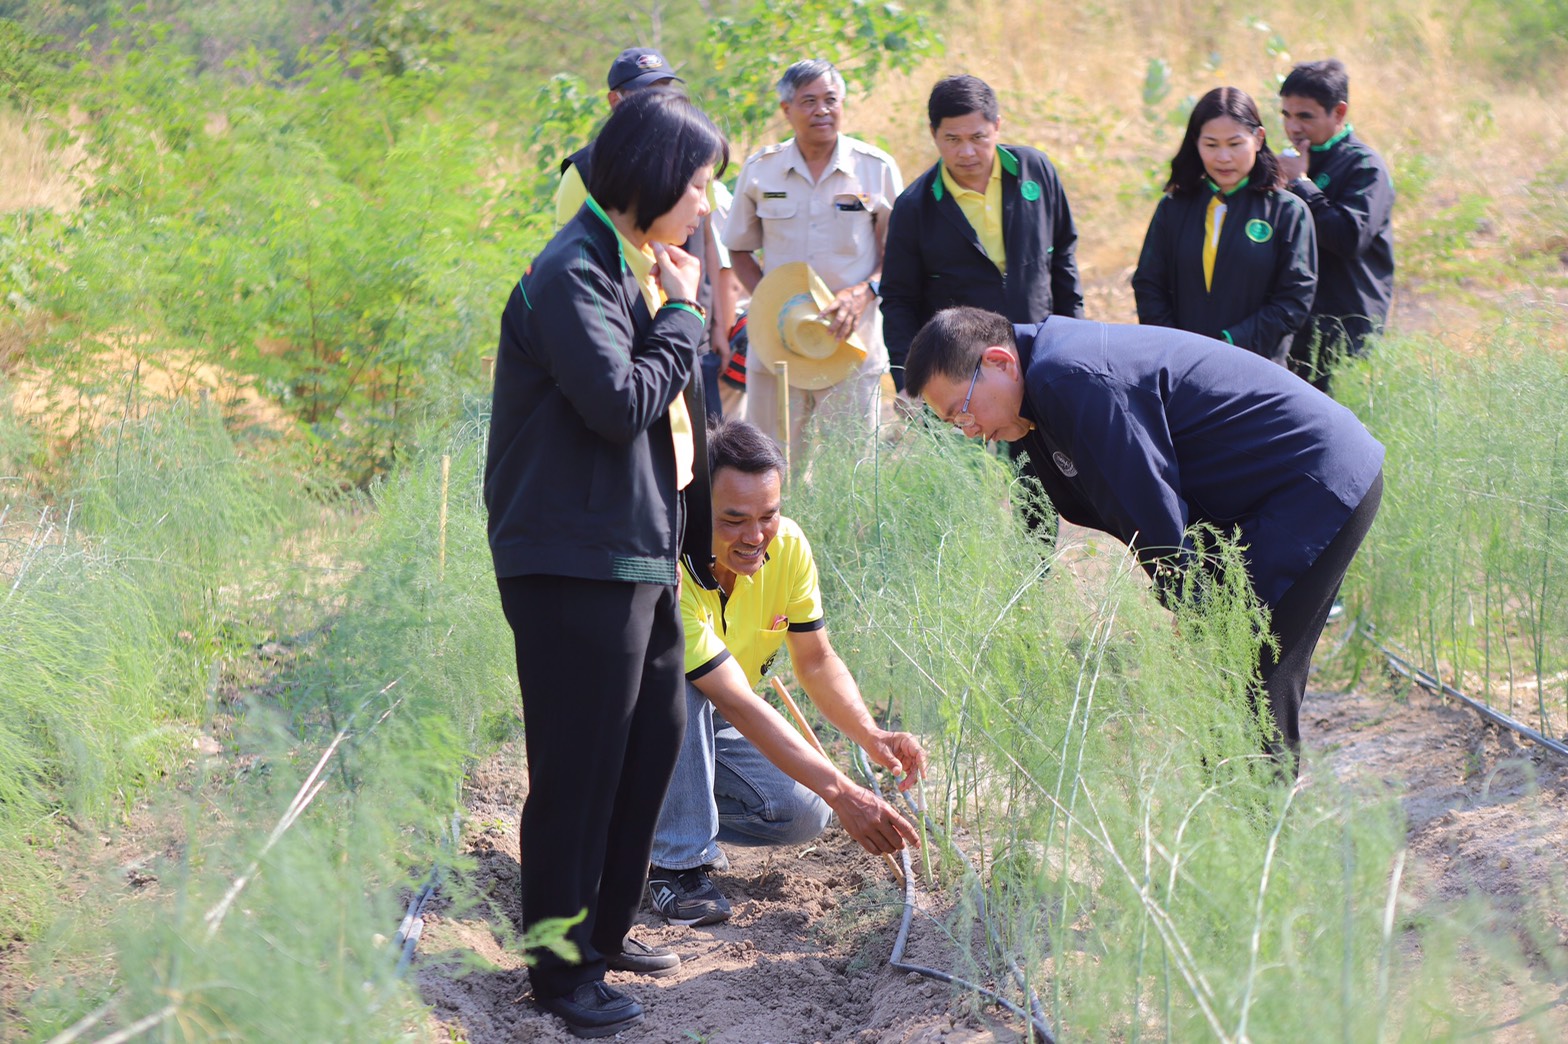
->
<box><xmin>607</xmin><ymin>46</ymin><xmax>683</xmax><ymax>94</ymax></box>
<box><xmin>555</xmin><ymin>48</ymin><xmax>684</xmax><ymax>226</ymax></box>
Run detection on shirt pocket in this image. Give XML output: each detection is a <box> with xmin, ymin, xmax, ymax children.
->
<box><xmin>830</xmin><ymin>193</ymin><xmax>872</xmax><ymax>258</ymax></box>
<box><xmin>756</xmin><ymin>197</ymin><xmax>797</xmax><ymax>222</ymax></box>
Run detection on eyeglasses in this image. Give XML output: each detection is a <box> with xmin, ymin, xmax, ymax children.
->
<box><xmin>952</xmin><ymin>358</ymin><xmax>984</xmax><ymax>429</ymax></box>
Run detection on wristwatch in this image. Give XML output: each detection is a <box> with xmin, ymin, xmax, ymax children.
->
<box><xmin>867</xmin><ymin>278</ymin><xmax>882</xmax><ymax>298</ymax></box>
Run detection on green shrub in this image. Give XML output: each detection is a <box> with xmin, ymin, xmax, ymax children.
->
<box><xmin>1339</xmin><ymin>326</ymin><xmax>1568</xmax><ymax>733</ymax></box>
<box><xmin>0</xmin><ymin>402</ymin><xmax>309</xmax><ymax>939</ymax></box>
<box><xmin>784</xmin><ymin>425</ymin><xmax>1557</xmax><ymax>1039</ymax></box>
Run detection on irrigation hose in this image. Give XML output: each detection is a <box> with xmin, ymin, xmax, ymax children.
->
<box><xmin>855</xmin><ymin>748</ymin><xmax>1057</xmax><ymax>1043</ymax></box>
<box><xmin>395</xmin><ymin>809</ymin><xmax>462</xmax><ymax>975</ymax></box>
<box><xmin>394</xmin><ymin>869</ymin><xmax>438</xmax><ymax>975</ymax></box>
<box><xmin>1359</xmin><ymin>622</ymin><xmax>1568</xmax><ymax>760</ymax></box>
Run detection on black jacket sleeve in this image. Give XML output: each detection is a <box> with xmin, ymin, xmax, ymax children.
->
<box><xmin>526</xmin><ymin>260</ymin><xmax>701</xmax><ymax>444</ymax></box>
<box><xmin>1132</xmin><ymin>197</ymin><xmax>1178</xmax><ymax>328</ymax></box>
<box><xmin>1287</xmin><ymin>158</ymin><xmax>1394</xmax><ymax>261</ymax></box>
<box><xmin>880</xmin><ymin>196</ymin><xmax>925</xmax><ymax>393</ymax></box>
<box><xmin>1224</xmin><ymin>198</ymin><xmax>1317</xmax><ymax>364</ymax></box>
<box><xmin>1048</xmin><ymin>171</ymin><xmax>1085</xmax><ymax>319</ymax></box>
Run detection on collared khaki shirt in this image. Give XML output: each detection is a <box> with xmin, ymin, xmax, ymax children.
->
<box><xmin>724</xmin><ymin>134</ymin><xmax>902</xmax><ymax>362</ymax></box>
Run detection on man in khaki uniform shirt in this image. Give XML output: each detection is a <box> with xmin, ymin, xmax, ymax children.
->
<box><xmin>724</xmin><ymin>59</ymin><xmax>902</xmax><ymax>461</ymax></box>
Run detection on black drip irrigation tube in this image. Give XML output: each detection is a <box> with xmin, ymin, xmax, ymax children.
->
<box><xmin>855</xmin><ymin>748</ymin><xmax>1058</xmax><ymax>1044</ymax></box>
<box><xmin>394</xmin><ymin>810</ymin><xmax>461</xmax><ymax>975</ymax></box>
<box><xmin>1359</xmin><ymin>622</ymin><xmax>1568</xmax><ymax>761</ymax></box>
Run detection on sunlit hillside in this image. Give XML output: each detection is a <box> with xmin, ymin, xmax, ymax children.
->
<box><xmin>835</xmin><ymin>0</ymin><xmax>1568</xmax><ymax>338</ymax></box>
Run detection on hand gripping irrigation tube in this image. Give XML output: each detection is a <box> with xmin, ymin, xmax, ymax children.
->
<box><xmin>770</xmin><ymin>676</ymin><xmax>905</xmax><ymax>887</ymax></box>
<box><xmin>853</xmin><ymin>746</ymin><xmax>1058</xmax><ymax>1043</ymax></box>
<box><xmin>768</xmin><ymin>674</ymin><xmax>1051</xmax><ymax>1037</ymax></box>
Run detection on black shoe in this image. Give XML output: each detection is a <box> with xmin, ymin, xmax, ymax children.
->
<box><xmin>604</xmin><ymin>934</ymin><xmax>681</xmax><ymax>976</ymax></box>
<box><xmin>535</xmin><ymin>980</ymin><xmax>644</xmax><ymax>1038</ymax></box>
<box><xmin>648</xmin><ymin>865</ymin><xmax>733</xmax><ymax>926</ymax></box>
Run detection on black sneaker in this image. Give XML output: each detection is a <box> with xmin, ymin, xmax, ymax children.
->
<box><xmin>647</xmin><ymin>865</ymin><xmax>733</xmax><ymax>926</ymax></box>
<box><xmin>535</xmin><ymin>980</ymin><xmax>643</xmax><ymax>1038</ymax></box>
<box><xmin>604</xmin><ymin>934</ymin><xmax>681</xmax><ymax>976</ymax></box>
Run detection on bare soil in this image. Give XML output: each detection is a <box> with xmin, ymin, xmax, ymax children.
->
<box><xmin>412</xmin><ymin>745</ymin><xmax>1014</xmax><ymax>1044</ymax></box>
<box><xmin>411</xmin><ymin>655</ymin><xmax>1568</xmax><ymax>1043</ymax></box>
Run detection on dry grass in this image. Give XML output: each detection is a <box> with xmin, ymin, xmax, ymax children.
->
<box><xmin>7</xmin><ymin>338</ymin><xmax>294</xmax><ymax>455</ymax></box>
<box><xmin>0</xmin><ymin>107</ymin><xmax>85</xmax><ymax>214</ymax></box>
<box><xmin>842</xmin><ymin>0</ymin><xmax>1568</xmax><ymax>331</ymax></box>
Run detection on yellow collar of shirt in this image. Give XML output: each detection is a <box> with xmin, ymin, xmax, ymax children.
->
<box><xmin>610</xmin><ymin>219</ymin><xmax>662</xmax><ymax>314</ymax></box>
<box><xmin>940</xmin><ymin>159</ymin><xmax>1006</xmax><ymax>276</ymax></box>
<box><xmin>678</xmin><ymin>517</ymin><xmax>825</xmax><ymax>685</ymax></box>
<box><xmin>583</xmin><ymin>193</ymin><xmax>696</xmax><ymax>489</ymax></box>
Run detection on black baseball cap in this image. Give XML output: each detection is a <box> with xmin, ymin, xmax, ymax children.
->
<box><xmin>607</xmin><ymin>47</ymin><xmax>683</xmax><ymax>91</ymax></box>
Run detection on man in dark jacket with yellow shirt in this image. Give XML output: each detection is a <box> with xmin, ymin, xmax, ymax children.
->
<box><xmin>1278</xmin><ymin>59</ymin><xmax>1396</xmax><ymax>393</ymax></box>
<box><xmin>881</xmin><ymin>75</ymin><xmax>1083</xmax><ymax>395</ymax></box>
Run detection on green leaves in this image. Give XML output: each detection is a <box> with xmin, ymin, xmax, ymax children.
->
<box><xmin>693</xmin><ymin>0</ymin><xmax>940</xmax><ymax>148</ymax></box>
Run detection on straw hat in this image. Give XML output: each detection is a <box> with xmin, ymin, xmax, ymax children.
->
<box><xmin>746</xmin><ymin>262</ymin><xmax>868</xmax><ymax>390</ymax></box>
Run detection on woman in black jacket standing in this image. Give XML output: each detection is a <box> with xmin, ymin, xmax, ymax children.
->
<box><xmin>1133</xmin><ymin>87</ymin><xmax>1317</xmax><ymax>364</ymax></box>
<box><xmin>484</xmin><ymin>89</ymin><xmax>727</xmax><ymax>1038</ymax></box>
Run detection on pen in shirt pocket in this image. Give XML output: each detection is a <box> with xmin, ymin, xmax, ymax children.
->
<box><xmin>770</xmin><ymin>614</ymin><xmax>788</xmax><ymax>630</ymax></box>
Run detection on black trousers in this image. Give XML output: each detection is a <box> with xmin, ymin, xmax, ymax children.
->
<box><xmin>1258</xmin><ymin>470</ymin><xmax>1383</xmax><ymax>771</ymax></box>
<box><xmin>497</xmin><ymin>574</ymin><xmax>685</xmax><ymax>999</ymax></box>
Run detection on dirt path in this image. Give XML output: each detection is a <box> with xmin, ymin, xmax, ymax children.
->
<box><xmin>412</xmin><ymin>744</ymin><xmax>1015</xmax><ymax>1043</ymax></box>
<box><xmin>413</xmin><ymin>658</ymin><xmax>1568</xmax><ymax>1042</ymax></box>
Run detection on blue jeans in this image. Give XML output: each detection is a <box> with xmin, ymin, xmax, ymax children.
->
<box><xmin>700</xmin><ymin>350</ymin><xmax>723</xmax><ymax>421</ymax></box>
<box><xmin>650</xmin><ymin>680</ymin><xmax>832</xmax><ymax>870</ymax></box>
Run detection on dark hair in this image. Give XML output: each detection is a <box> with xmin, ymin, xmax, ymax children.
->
<box><xmin>708</xmin><ymin>416</ymin><xmax>786</xmax><ymax>479</ymax></box>
<box><xmin>1164</xmin><ymin>86</ymin><xmax>1281</xmax><ymax>196</ymax></box>
<box><xmin>928</xmin><ymin>74</ymin><xmax>999</xmax><ymax>130</ymax></box>
<box><xmin>904</xmin><ymin>307</ymin><xmax>1016</xmax><ymax>398</ymax></box>
<box><xmin>1280</xmin><ymin>59</ymin><xmax>1349</xmax><ymax>113</ymax></box>
<box><xmin>587</xmin><ymin>88</ymin><xmax>729</xmax><ymax>232</ymax></box>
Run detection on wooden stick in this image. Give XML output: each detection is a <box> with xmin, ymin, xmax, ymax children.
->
<box><xmin>437</xmin><ymin>454</ymin><xmax>451</xmax><ymax>581</ymax></box>
<box><xmin>773</xmin><ymin>359</ymin><xmax>790</xmax><ymax>480</ymax></box>
<box><xmin>770</xmin><ymin>675</ymin><xmax>827</xmax><ymax>756</ymax></box>
<box><xmin>769</xmin><ymin>676</ymin><xmax>905</xmax><ymax>887</ymax></box>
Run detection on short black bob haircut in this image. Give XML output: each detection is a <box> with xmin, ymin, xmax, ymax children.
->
<box><xmin>928</xmin><ymin>74</ymin><xmax>999</xmax><ymax>130</ymax></box>
<box><xmin>708</xmin><ymin>415</ymin><xmax>786</xmax><ymax>478</ymax></box>
<box><xmin>587</xmin><ymin>88</ymin><xmax>729</xmax><ymax>233</ymax></box>
<box><xmin>1280</xmin><ymin>59</ymin><xmax>1349</xmax><ymax>113</ymax></box>
<box><xmin>904</xmin><ymin>306</ymin><xmax>1016</xmax><ymax>399</ymax></box>
<box><xmin>1164</xmin><ymin>86</ymin><xmax>1281</xmax><ymax>197</ymax></box>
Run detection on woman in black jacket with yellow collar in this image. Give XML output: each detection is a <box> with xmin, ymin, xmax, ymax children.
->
<box><xmin>484</xmin><ymin>89</ymin><xmax>727</xmax><ymax>1038</ymax></box>
<box><xmin>1133</xmin><ymin>87</ymin><xmax>1317</xmax><ymax>364</ymax></box>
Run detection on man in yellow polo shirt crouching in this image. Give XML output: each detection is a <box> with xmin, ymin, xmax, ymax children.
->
<box><xmin>647</xmin><ymin>418</ymin><xmax>927</xmax><ymax>926</ymax></box>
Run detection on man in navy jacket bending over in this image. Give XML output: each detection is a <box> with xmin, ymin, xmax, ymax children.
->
<box><xmin>904</xmin><ymin>306</ymin><xmax>1384</xmax><ymax>771</ymax></box>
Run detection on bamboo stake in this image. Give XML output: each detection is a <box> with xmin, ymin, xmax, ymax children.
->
<box><xmin>769</xmin><ymin>676</ymin><xmax>905</xmax><ymax>887</ymax></box>
<box><xmin>437</xmin><ymin>454</ymin><xmax>451</xmax><ymax>581</ymax></box>
<box><xmin>773</xmin><ymin>359</ymin><xmax>790</xmax><ymax>480</ymax></box>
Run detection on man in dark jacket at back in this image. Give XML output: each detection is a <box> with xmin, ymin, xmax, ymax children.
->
<box><xmin>905</xmin><ymin>306</ymin><xmax>1384</xmax><ymax>773</ymax></box>
<box><xmin>881</xmin><ymin>75</ymin><xmax>1083</xmax><ymax>395</ymax></box>
<box><xmin>1279</xmin><ymin>59</ymin><xmax>1395</xmax><ymax>394</ymax></box>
